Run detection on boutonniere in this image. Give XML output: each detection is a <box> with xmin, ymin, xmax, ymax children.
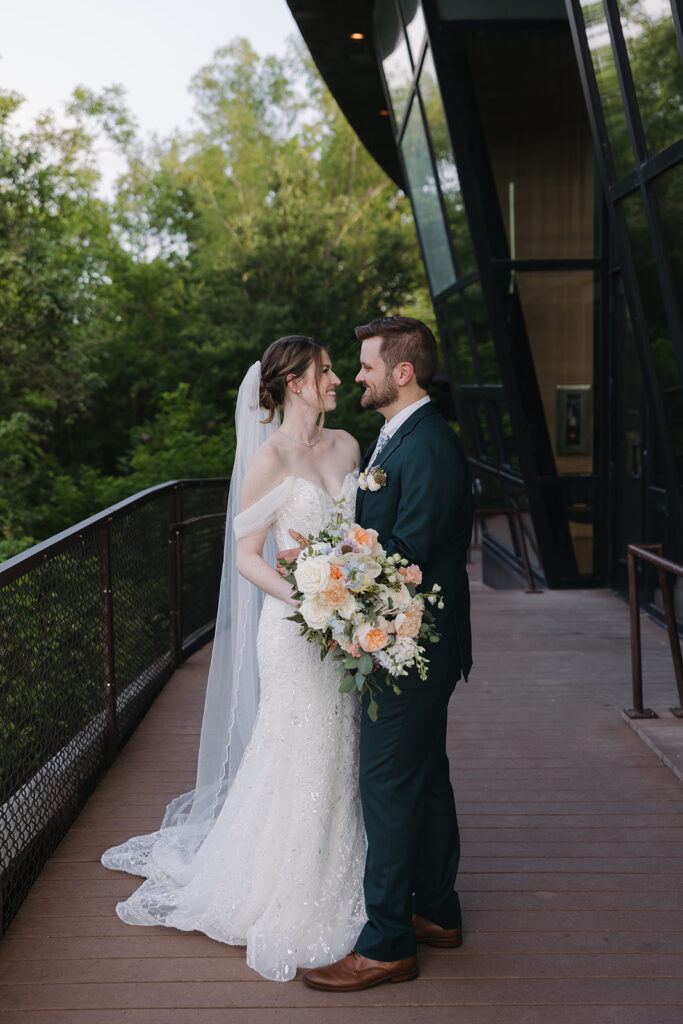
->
<box><xmin>358</xmin><ymin>465</ymin><xmax>387</xmax><ymax>492</ymax></box>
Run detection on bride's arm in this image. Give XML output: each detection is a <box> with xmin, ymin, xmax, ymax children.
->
<box><xmin>235</xmin><ymin>446</ymin><xmax>298</xmax><ymax>607</ymax></box>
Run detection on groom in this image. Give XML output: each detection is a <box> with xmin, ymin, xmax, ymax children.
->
<box><xmin>303</xmin><ymin>316</ymin><xmax>473</xmax><ymax>991</ymax></box>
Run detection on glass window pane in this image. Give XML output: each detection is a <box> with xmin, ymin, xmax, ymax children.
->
<box><xmin>475</xmin><ymin>401</ymin><xmax>496</xmax><ymax>462</ymax></box>
<box><xmin>579</xmin><ymin>0</ymin><xmax>635</xmax><ymax>179</ymax></box>
<box><xmin>444</xmin><ymin>294</ymin><xmax>477</xmax><ymax>385</ymax></box>
<box><xmin>375</xmin><ymin>0</ymin><xmax>414</xmax><ymax>126</ymax></box>
<box><xmin>515</xmin><ymin>271</ymin><xmax>596</xmax><ymax>476</ymax></box>
<box><xmin>419</xmin><ymin>48</ymin><xmax>477</xmax><ymax>276</ymax></box>
<box><xmin>652</xmin><ymin>164</ymin><xmax>683</xmax><ymax>331</ymax></box>
<box><xmin>615</xmin><ymin>0</ymin><xmax>683</xmax><ymax>157</ymax></box>
<box><xmin>621</xmin><ymin>189</ymin><xmax>683</xmax><ymax>470</ymax></box>
<box><xmin>463</xmin><ymin>282</ymin><xmax>501</xmax><ymax>385</ymax></box>
<box><xmin>400</xmin><ymin>97</ymin><xmax>457</xmax><ymax>296</ymax></box>
<box><xmin>467</xmin><ymin>25</ymin><xmax>596</xmax><ymax>259</ymax></box>
<box><xmin>399</xmin><ymin>0</ymin><xmax>427</xmax><ymax>67</ymax></box>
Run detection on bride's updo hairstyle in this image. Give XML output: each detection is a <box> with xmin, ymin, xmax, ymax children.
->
<box><xmin>259</xmin><ymin>335</ymin><xmax>328</xmax><ymax>425</ymax></box>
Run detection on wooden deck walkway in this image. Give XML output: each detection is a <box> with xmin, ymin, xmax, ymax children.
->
<box><xmin>1</xmin><ymin>564</ymin><xmax>683</xmax><ymax>1022</ymax></box>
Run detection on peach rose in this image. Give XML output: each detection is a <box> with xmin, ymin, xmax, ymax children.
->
<box><xmin>329</xmin><ymin>564</ymin><xmax>344</xmax><ymax>580</ymax></box>
<box><xmin>395</xmin><ymin>607</ymin><xmax>423</xmax><ymax>638</ymax></box>
<box><xmin>321</xmin><ymin>577</ymin><xmax>350</xmax><ymax>610</ymax></box>
<box><xmin>343</xmin><ymin>641</ymin><xmax>361</xmax><ymax>657</ymax></box>
<box><xmin>355</xmin><ymin>623</ymin><xmax>389</xmax><ymax>653</ymax></box>
<box><xmin>352</xmin><ymin>527</ymin><xmax>380</xmax><ymax>552</ymax></box>
<box><xmin>398</xmin><ymin>564</ymin><xmax>422</xmax><ymax>585</ymax></box>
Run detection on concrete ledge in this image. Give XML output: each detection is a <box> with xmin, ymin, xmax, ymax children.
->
<box><xmin>622</xmin><ymin>709</ymin><xmax>683</xmax><ymax>782</ymax></box>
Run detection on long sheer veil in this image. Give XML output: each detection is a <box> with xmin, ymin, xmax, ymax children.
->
<box><xmin>156</xmin><ymin>361</ymin><xmax>284</xmax><ymax>864</ymax></box>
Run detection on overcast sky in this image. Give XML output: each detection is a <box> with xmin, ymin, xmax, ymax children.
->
<box><xmin>2</xmin><ymin>0</ymin><xmax>300</xmax><ymax>138</ymax></box>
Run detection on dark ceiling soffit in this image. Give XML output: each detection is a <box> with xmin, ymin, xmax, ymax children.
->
<box><xmin>286</xmin><ymin>0</ymin><xmax>404</xmax><ymax>187</ymax></box>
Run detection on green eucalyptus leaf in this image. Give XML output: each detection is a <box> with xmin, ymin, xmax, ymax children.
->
<box><xmin>367</xmin><ymin>698</ymin><xmax>379</xmax><ymax>722</ymax></box>
<box><xmin>358</xmin><ymin>653</ymin><xmax>373</xmax><ymax>675</ymax></box>
<box><xmin>339</xmin><ymin>674</ymin><xmax>356</xmax><ymax>693</ymax></box>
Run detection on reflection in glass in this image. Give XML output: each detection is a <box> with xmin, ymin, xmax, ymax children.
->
<box><xmin>375</xmin><ymin>0</ymin><xmax>414</xmax><ymax>126</ymax></box>
<box><xmin>401</xmin><ymin>97</ymin><xmax>457</xmax><ymax>296</ymax></box>
<box><xmin>419</xmin><ymin>48</ymin><xmax>477</xmax><ymax>276</ymax></box>
<box><xmin>580</xmin><ymin>0</ymin><xmax>634</xmax><ymax>179</ymax></box>
<box><xmin>435</xmin><ymin>298</ymin><xmax>477</xmax><ymax>456</ymax></box>
<box><xmin>445</xmin><ymin>294</ymin><xmax>477</xmax><ymax>386</ymax></box>
<box><xmin>463</xmin><ymin>282</ymin><xmax>501</xmax><ymax>385</ymax></box>
<box><xmin>653</xmin><ymin>165</ymin><xmax>683</xmax><ymax>336</ymax></box>
<box><xmin>474</xmin><ymin>401</ymin><xmax>496</xmax><ymax>462</ymax></box>
<box><xmin>616</xmin><ymin>0</ymin><xmax>683</xmax><ymax>156</ymax></box>
<box><xmin>399</xmin><ymin>0</ymin><xmax>427</xmax><ymax>67</ymax></box>
<box><xmin>621</xmin><ymin>189</ymin><xmax>683</xmax><ymax>472</ymax></box>
<box><xmin>515</xmin><ymin>271</ymin><xmax>596</xmax><ymax>476</ymax></box>
<box><xmin>468</xmin><ymin>25</ymin><xmax>596</xmax><ymax>259</ymax></box>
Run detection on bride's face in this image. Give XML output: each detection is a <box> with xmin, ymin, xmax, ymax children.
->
<box><xmin>296</xmin><ymin>353</ymin><xmax>341</xmax><ymax>412</ymax></box>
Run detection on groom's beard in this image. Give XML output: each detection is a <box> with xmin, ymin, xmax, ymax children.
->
<box><xmin>360</xmin><ymin>372</ymin><xmax>399</xmax><ymax>411</ymax></box>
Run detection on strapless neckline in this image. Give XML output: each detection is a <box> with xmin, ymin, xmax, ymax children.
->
<box><xmin>285</xmin><ymin>470</ymin><xmax>358</xmax><ymax>505</ymax></box>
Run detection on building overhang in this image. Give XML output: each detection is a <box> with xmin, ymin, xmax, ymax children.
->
<box><xmin>286</xmin><ymin>0</ymin><xmax>404</xmax><ymax>187</ymax></box>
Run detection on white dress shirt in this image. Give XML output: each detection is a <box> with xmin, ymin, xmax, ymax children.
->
<box><xmin>368</xmin><ymin>396</ymin><xmax>431</xmax><ymax>466</ymax></box>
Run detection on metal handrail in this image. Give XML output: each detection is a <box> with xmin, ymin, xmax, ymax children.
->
<box><xmin>0</xmin><ymin>478</ymin><xmax>228</xmax><ymax>937</ymax></box>
<box><xmin>625</xmin><ymin>543</ymin><xmax>683</xmax><ymax>719</ymax></box>
<box><xmin>471</xmin><ymin>506</ymin><xmax>540</xmax><ymax>593</ymax></box>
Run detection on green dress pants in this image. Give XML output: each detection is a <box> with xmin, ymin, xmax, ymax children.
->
<box><xmin>354</xmin><ymin>679</ymin><xmax>461</xmax><ymax>962</ymax></box>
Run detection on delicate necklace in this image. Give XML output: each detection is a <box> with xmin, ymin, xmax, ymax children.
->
<box><xmin>278</xmin><ymin>426</ymin><xmax>321</xmax><ymax>448</ymax></box>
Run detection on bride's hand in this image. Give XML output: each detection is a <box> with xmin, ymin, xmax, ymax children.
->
<box><xmin>276</xmin><ymin>529</ymin><xmax>308</xmax><ymax>577</ymax></box>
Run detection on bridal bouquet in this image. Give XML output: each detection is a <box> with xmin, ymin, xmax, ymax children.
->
<box><xmin>282</xmin><ymin>509</ymin><xmax>444</xmax><ymax>720</ymax></box>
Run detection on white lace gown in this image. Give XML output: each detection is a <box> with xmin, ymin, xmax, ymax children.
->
<box><xmin>102</xmin><ymin>473</ymin><xmax>367</xmax><ymax>981</ymax></box>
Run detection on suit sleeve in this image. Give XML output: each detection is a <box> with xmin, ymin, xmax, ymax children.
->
<box><xmin>385</xmin><ymin>433</ymin><xmax>470</xmax><ymax>568</ymax></box>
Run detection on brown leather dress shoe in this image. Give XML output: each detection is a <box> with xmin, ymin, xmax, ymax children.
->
<box><xmin>303</xmin><ymin>950</ymin><xmax>418</xmax><ymax>991</ymax></box>
<box><xmin>412</xmin><ymin>913</ymin><xmax>463</xmax><ymax>948</ymax></box>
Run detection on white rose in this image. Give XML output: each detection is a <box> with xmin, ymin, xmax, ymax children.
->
<box><xmin>337</xmin><ymin>593</ymin><xmax>359</xmax><ymax>619</ymax></box>
<box><xmin>375</xmin><ymin>583</ymin><xmax>397</xmax><ymax>614</ymax></box>
<box><xmin>366</xmin><ymin>475</ymin><xmax>381</xmax><ymax>492</ymax></box>
<box><xmin>394</xmin><ymin>583</ymin><xmax>413</xmax><ymax>610</ymax></box>
<box><xmin>363</xmin><ymin>558</ymin><xmax>383</xmax><ymax>579</ymax></box>
<box><xmin>300</xmin><ymin>596</ymin><xmax>331</xmax><ymax>630</ymax></box>
<box><xmin>294</xmin><ymin>555</ymin><xmax>331</xmax><ymax>596</ymax></box>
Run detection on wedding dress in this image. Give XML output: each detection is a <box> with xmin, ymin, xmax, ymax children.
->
<box><xmin>102</xmin><ymin>471</ymin><xmax>367</xmax><ymax>981</ymax></box>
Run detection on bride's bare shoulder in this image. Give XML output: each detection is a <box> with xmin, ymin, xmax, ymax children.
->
<box><xmin>240</xmin><ymin>440</ymin><xmax>289</xmax><ymax>508</ymax></box>
<box><xmin>324</xmin><ymin>428</ymin><xmax>361</xmax><ymax>468</ymax></box>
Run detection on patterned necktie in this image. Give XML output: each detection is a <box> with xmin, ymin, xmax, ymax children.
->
<box><xmin>370</xmin><ymin>424</ymin><xmax>390</xmax><ymax>466</ymax></box>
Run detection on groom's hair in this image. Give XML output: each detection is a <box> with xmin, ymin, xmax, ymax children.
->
<box><xmin>354</xmin><ymin>316</ymin><xmax>437</xmax><ymax>390</ymax></box>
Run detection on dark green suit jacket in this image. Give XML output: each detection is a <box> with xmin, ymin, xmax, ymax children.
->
<box><xmin>355</xmin><ymin>402</ymin><xmax>473</xmax><ymax>688</ymax></box>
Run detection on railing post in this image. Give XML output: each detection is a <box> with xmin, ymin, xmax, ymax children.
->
<box><xmin>512</xmin><ymin>508</ymin><xmax>538</xmax><ymax>594</ymax></box>
<box><xmin>657</xmin><ymin>565</ymin><xmax>683</xmax><ymax>717</ymax></box>
<box><xmin>100</xmin><ymin>521</ymin><xmax>119</xmax><ymax>763</ymax></box>
<box><xmin>169</xmin><ymin>487</ymin><xmax>183</xmax><ymax>669</ymax></box>
<box><xmin>625</xmin><ymin>544</ymin><xmax>657</xmax><ymax>719</ymax></box>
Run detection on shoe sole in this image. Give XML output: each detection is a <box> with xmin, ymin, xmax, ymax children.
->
<box><xmin>303</xmin><ymin>969</ymin><xmax>419</xmax><ymax>991</ymax></box>
<box><xmin>415</xmin><ymin>933</ymin><xmax>463</xmax><ymax>949</ymax></box>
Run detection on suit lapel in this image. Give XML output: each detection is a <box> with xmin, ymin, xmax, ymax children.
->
<box><xmin>356</xmin><ymin>403</ymin><xmax>437</xmax><ymax>522</ymax></box>
<box><xmin>372</xmin><ymin>402</ymin><xmax>436</xmax><ymax>470</ymax></box>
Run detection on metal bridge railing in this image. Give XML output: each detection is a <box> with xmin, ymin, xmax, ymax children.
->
<box><xmin>625</xmin><ymin>543</ymin><xmax>683</xmax><ymax>720</ymax></box>
<box><xmin>0</xmin><ymin>478</ymin><xmax>228</xmax><ymax>936</ymax></box>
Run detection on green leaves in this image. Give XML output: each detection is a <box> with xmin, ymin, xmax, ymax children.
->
<box><xmin>338</xmin><ymin>674</ymin><xmax>356</xmax><ymax>694</ymax></box>
<box><xmin>357</xmin><ymin>653</ymin><xmax>374</xmax><ymax>676</ymax></box>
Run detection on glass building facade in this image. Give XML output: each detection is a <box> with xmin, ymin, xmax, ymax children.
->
<box><xmin>289</xmin><ymin>0</ymin><xmax>683</xmax><ymax>607</ymax></box>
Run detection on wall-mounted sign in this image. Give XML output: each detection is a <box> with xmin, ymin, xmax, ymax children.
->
<box><xmin>556</xmin><ymin>384</ymin><xmax>591</xmax><ymax>455</ymax></box>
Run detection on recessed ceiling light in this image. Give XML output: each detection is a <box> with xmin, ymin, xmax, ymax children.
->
<box><xmin>350</xmin><ymin>32</ymin><xmax>365</xmax><ymax>41</ymax></box>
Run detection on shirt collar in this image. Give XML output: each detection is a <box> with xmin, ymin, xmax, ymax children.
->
<box><xmin>383</xmin><ymin>396</ymin><xmax>431</xmax><ymax>439</ymax></box>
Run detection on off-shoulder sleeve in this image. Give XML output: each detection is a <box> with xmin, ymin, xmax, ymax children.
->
<box><xmin>233</xmin><ymin>477</ymin><xmax>296</xmax><ymax>540</ymax></box>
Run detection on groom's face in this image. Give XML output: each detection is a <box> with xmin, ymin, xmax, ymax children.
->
<box><xmin>356</xmin><ymin>337</ymin><xmax>399</xmax><ymax>412</ymax></box>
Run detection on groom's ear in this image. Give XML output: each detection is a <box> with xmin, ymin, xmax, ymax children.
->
<box><xmin>396</xmin><ymin>362</ymin><xmax>415</xmax><ymax>387</ymax></box>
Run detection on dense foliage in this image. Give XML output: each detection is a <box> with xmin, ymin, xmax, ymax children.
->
<box><xmin>0</xmin><ymin>39</ymin><xmax>428</xmax><ymax>561</ymax></box>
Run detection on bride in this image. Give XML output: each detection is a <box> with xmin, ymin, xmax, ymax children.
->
<box><xmin>102</xmin><ymin>335</ymin><xmax>367</xmax><ymax>981</ymax></box>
